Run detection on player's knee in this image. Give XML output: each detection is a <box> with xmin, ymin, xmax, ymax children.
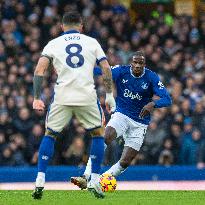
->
<box><xmin>104</xmin><ymin>135</ymin><xmax>112</xmax><ymax>145</ymax></box>
<box><xmin>104</xmin><ymin>126</ymin><xmax>116</xmax><ymax>145</ymax></box>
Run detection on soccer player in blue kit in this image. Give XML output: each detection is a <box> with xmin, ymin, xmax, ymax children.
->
<box><xmin>71</xmin><ymin>51</ymin><xmax>172</xmax><ymax>189</ymax></box>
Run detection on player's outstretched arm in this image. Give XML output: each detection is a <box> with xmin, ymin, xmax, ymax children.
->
<box><xmin>99</xmin><ymin>60</ymin><xmax>116</xmax><ymax>112</ymax></box>
<box><xmin>33</xmin><ymin>56</ymin><xmax>50</xmax><ymax>111</ymax></box>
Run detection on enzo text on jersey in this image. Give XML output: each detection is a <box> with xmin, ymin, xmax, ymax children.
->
<box><xmin>42</xmin><ymin>30</ymin><xmax>106</xmax><ymax>106</ymax></box>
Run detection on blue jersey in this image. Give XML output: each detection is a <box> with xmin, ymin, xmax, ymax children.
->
<box><xmin>94</xmin><ymin>65</ymin><xmax>172</xmax><ymax>125</ymax></box>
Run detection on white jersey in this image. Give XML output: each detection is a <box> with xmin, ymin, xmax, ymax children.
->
<box><xmin>42</xmin><ymin>30</ymin><xmax>106</xmax><ymax>106</ymax></box>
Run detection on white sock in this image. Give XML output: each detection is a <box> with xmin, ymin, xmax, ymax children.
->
<box><xmin>104</xmin><ymin>143</ymin><xmax>107</xmax><ymax>150</ymax></box>
<box><xmin>35</xmin><ymin>172</ymin><xmax>45</xmax><ymax>187</ymax></box>
<box><xmin>90</xmin><ymin>173</ymin><xmax>100</xmax><ymax>184</ymax></box>
<box><xmin>84</xmin><ymin>157</ymin><xmax>91</xmax><ymax>180</ymax></box>
<box><xmin>104</xmin><ymin>161</ymin><xmax>126</xmax><ymax>177</ymax></box>
<box><xmin>84</xmin><ymin>143</ymin><xmax>107</xmax><ymax>180</ymax></box>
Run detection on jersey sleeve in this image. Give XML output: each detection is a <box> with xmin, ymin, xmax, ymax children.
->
<box><xmin>151</xmin><ymin>72</ymin><xmax>172</xmax><ymax>108</ymax></box>
<box><xmin>94</xmin><ymin>65</ymin><xmax>121</xmax><ymax>81</ymax></box>
<box><xmin>95</xmin><ymin>40</ymin><xmax>107</xmax><ymax>65</ymax></box>
<box><xmin>41</xmin><ymin>41</ymin><xmax>53</xmax><ymax>63</ymax></box>
<box><xmin>111</xmin><ymin>65</ymin><xmax>122</xmax><ymax>81</ymax></box>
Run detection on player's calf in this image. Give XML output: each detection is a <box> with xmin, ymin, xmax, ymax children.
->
<box><xmin>104</xmin><ymin>126</ymin><xmax>117</xmax><ymax>145</ymax></box>
<box><xmin>119</xmin><ymin>159</ymin><xmax>130</xmax><ymax>169</ymax></box>
<box><xmin>120</xmin><ymin>146</ymin><xmax>138</xmax><ymax>168</ymax></box>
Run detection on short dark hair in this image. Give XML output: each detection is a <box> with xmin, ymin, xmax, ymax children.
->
<box><xmin>62</xmin><ymin>11</ymin><xmax>82</xmax><ymax>25</ymax></box>
<box><xmin>133</xmin><ymin>51</ymin><xmax>146</xmax><ymax>62</ymax></box>
<box><xmin>133</xmin><ymin>51</ymin><xmax>145</xmax><ymax>58</ymax></box>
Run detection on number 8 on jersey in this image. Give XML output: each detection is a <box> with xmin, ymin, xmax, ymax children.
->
<box><xmin>65</xmin><ymin>43</ymin><xmax>84</xmax><ymax>68</ymax></box>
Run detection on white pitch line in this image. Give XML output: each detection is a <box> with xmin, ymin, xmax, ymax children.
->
<box><xmin>0</xmin><ymin>181</ymin><xmax>205</xmax><ymax>190</ymax></box>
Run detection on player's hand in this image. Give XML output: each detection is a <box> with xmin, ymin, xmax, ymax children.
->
<box><xmin>139</xmin><ymin>102</ymin><xmax>155</xmax><ymax>119</ymax></box>
<box><xmin>105</xmin><ymin>92</ymin><xmax>116</xmax><ymax>113</ymax></box>
<box><xmin>33</xmin><ymin>99</ymin><xmax>45</xmax><ymax>111</ymax></box>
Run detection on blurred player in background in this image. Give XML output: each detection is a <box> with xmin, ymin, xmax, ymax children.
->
<box><xmin>32</xmin><ymin>11</ymin><xmax>115</xmax><ymax>199</ymax></box>
<box><xmin>71</xmin><ymin>51</ymin><xmax>172</xmax><ymax>189</ymax></box>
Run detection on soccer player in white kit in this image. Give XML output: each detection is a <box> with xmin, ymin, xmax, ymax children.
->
<box><xmin>32</xmin><ymin>11</ymin><xmax>115</xmax><ymax>199</ymax></box>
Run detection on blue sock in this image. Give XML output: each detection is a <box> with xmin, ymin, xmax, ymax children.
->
<box><xmin>38</xmin><ymin>136</ymin><xmax>55</xmax><ymax>173</ymax></box>
<box><xmin>90</xmin><ymin>136</ymin><xmax>104</xmax><ymax>174</ymax></box>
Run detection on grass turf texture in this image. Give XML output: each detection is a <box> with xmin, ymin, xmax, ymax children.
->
<box><xmin>0</xmin><ymin>190</ymin><xmax>204</xmax><ymax>205</ymax></box>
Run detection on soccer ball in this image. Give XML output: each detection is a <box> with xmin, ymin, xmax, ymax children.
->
<box><xmin>99</xmin><ymin>173</ymin><xmax>117</xmax><ymax>192</ymax></box>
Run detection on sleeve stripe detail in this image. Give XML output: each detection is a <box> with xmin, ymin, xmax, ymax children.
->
<box><xmin>96</xmin><ymin>57</ymin><xmax>107</xmax><ymax>65</ymax></box>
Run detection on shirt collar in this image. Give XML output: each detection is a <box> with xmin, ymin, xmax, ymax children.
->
<box><xmin>63</xmin><ymin>29</ymin><xmax>80</xmax><ymax>35</ymax></box>
<box><xmin>130</xmin><ymin>65</ymin><xmax>145</xmax><ymax>78</ymax></box>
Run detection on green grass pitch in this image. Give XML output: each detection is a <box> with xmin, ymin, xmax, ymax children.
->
<box><xmin>0</xmin><ymin>190</ymin><xmax>204</xmax><ymax>205</ymax></box>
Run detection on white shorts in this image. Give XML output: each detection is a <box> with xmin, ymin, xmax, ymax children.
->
<box><xmin>46</xmin><ymin>101</ymin><xmax>104</xmax><ymax>133</ymax></box>
<box><xmin>106</xmin><ymin>112</ymin><xmax>147</xmax><ymax>151</ymax></box>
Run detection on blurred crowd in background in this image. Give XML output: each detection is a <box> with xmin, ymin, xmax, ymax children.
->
<box><xmin>0</xmin><ymin>0</ymin><xmax>205</xmax><ymax>168</ymax></box>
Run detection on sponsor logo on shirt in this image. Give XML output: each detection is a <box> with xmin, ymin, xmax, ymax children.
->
<box><xmin>123</xmin><ymin>89</ymin><xmax>142</xmax><ymax>100</ymax></box>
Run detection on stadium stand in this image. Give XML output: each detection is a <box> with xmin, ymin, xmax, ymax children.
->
<box><xmin>0</xmin><ymin>0</ymin><xmax>205</xmax><ymax>170</ymax></box>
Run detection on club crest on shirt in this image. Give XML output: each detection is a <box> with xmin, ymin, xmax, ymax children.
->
<box><xmin>141</xmin><ymin>82</ymin><xmax>148</xmax><ymax>89</ymax></box>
